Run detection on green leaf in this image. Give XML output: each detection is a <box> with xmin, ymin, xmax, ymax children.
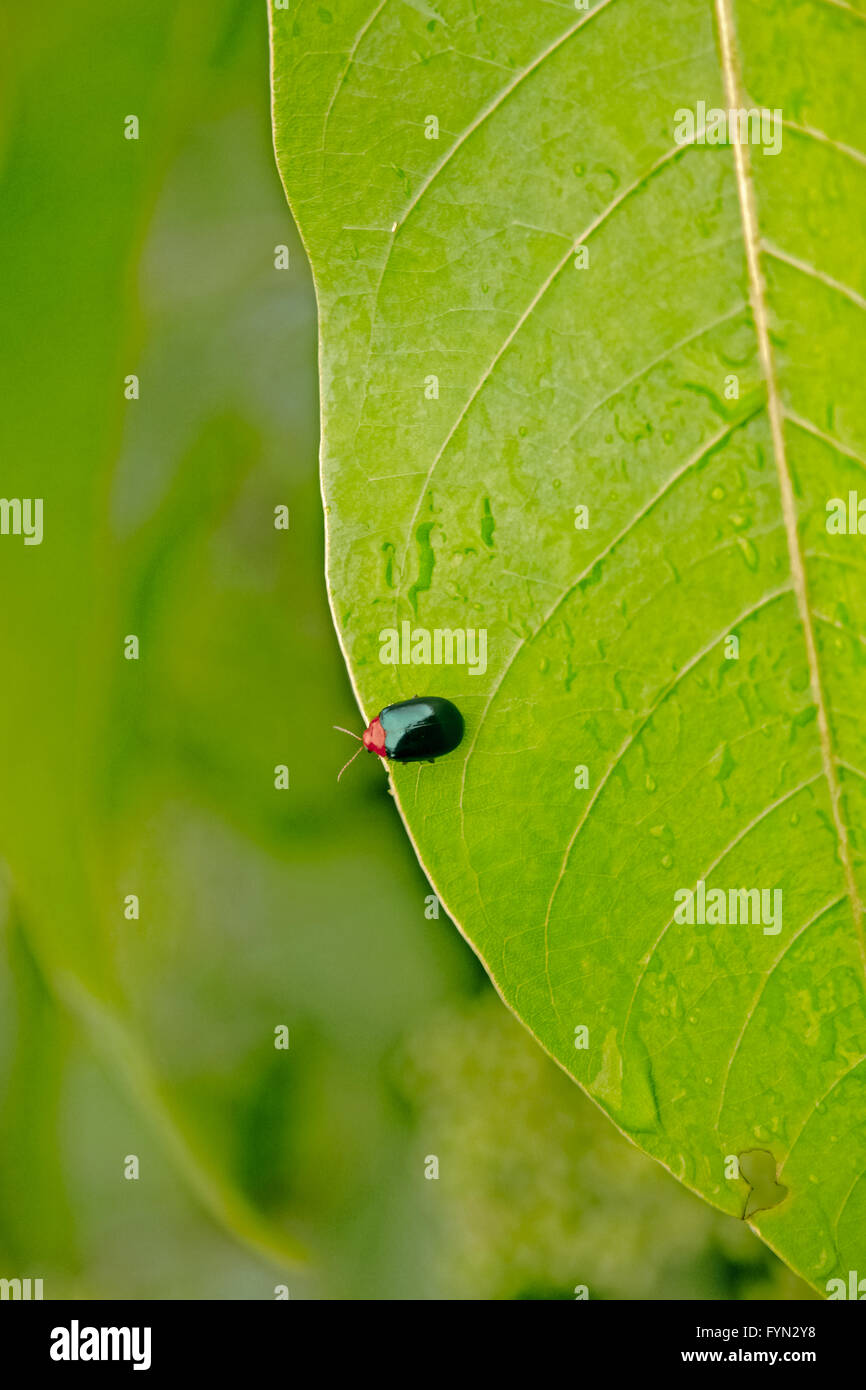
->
<box><xmin>271</xmin><ymin>0</ymin><xmax>866</xmax><ymax>1291</ymax></box>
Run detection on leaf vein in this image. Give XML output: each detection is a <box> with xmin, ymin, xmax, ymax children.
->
<box><xmin>763</xmin><ymin>243</ymin><xmax>866</xmax><ymax>315</ymax></box>
<box><xmin>780</xmin><ymin>1053</ymin><xmax>866</xmax><ymax>1175</ymax></box>
<box><xmin>619</xmin><ymin>771</ymin><xmax>824</xmax><ymax>1059</ymax></box>
<box><xmin>459</xmin><ymin>408</ymin><xmax>764</xmax><ymax>828</ymax></box>
<box><xmin>715</xmin><ymin>894</ymin><xmax>847</xmax><ymax>1130</ymax></box>
<box><xmin>543</xmin><ymin>585</ymin><xmax>796</xmax><ymax>1017</ymax></box>
<box><xmin>397</xmin><ymin>138</ymin><xmax>699</xmax><ymax>589</ymax></box>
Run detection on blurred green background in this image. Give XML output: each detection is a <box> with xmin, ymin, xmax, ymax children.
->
<box><xmin>0</xmin><ymin>0</ymin><xmax>813</xmax><ymax>1299</ymax></box>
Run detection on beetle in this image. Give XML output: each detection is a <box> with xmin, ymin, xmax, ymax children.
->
<box><xmin>335</xmin><ymin>696</ymin><xmax>464</xmax><ymax>780</ymax></box>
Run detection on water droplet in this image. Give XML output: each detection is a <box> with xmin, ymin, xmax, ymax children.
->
<box><xmin>711</xmin><ymin>484</ymin><xmax>725</xmax><ymax>501</ymax></box>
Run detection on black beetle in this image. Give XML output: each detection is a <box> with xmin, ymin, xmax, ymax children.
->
<box><xmin>335</xmin><ymin>696</ymin><xmax>464</xmax><ymax>780</ymax></box>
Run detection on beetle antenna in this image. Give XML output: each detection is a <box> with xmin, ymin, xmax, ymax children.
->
<box><xmin>336</xmin><ymin>743</ymin><xmax>364</xmax><ymax>782</ymax></box>
<box><xmin>333</xmin><ymin>725</ymin><xmax>361</xmax><ymax>741</ymax></box>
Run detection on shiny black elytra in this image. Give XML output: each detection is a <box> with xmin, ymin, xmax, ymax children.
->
<box><xmin>334</xmin><ymin>696</ymin><xmax>465</xmax><ymax>781</ymax></box>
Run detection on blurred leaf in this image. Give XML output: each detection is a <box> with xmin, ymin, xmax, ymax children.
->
<box><xmin>0</xmin><ymin>0</ymin><xmax>312</xmax><ymax>1271</ymax></box>
<box><xmin>271</xmin><ymin>0</ymin><xmax>866</xmax><ymax>1292</ymax></box>
<box><xmin>0</xmin><ymin>908</ymin><xmax>76</xmax><ymax>1270</ymax></box>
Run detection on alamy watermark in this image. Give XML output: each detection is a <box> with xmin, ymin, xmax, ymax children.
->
<box><xmin>0</xmin><ymin>1277</ymin><xmax>43</xmax><ymax>1299</ymax></box>
<box><xmin>50</xmin><ymin>1321</ymin><xmax>151</xmax><ymax>1371</ymax></box>
<box><xmin>379</xmin><ymin>622</ymin><xmax>487</xmax><ymax>676</ymax></box>
<box><xmin>827</xmin><ymin>1270</ymin><xmax>866</xmax><ymax>1299</ymax></box>
<box><xmin>826</xmin><ymin>493</ymin><xmax>866</xmax><ymax>534</ymax></box>
<box><xmin>0</xmin><ymin>498</ymin><xmax>42</xmax><ymax>545</ymax></box>
<box><xmin>674</xmin><ymin>101</ymin><xmax>783</xmax><ymax>156</ymax></box>
<box><xmin>674</xmin><ymin>879</ymin><xmax>782</xmax><ymax>935</ymax></box>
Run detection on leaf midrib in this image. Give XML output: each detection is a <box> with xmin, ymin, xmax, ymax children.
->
<box><xmin>715</xmin><ymin>0</ymin><xmax>866</xmax><ymax>979</ymax></box>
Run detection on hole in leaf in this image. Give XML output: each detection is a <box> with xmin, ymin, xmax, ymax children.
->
<box><xmin>738</xmin><ymin>1149</ymin><xmax>788</xmax><ymax>1219</ymax></box>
